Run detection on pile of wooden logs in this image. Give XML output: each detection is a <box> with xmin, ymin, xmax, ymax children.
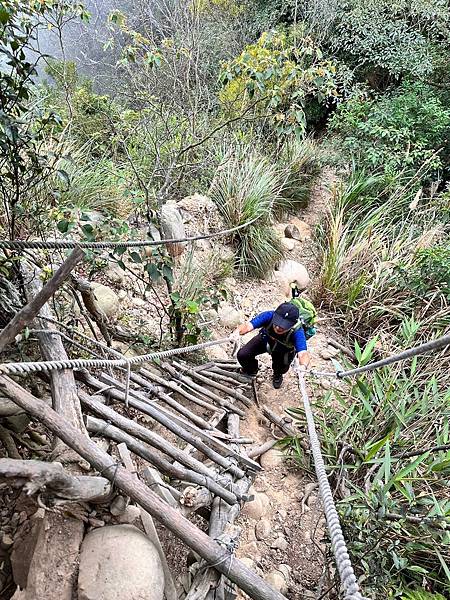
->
<box><xmin>0</xmin><ymin>251</ymin><xmax>288</xmax><ymax>600</ymax></box>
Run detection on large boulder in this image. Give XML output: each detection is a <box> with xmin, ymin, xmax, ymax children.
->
<box><xmin>218</xmin><ymin>303</ymin><xmax>244</xmax><ymax>329</ymax></box>
<box><xmin>273</xmin><ymin>260</ymin><xmax>310</xmax><ymax>295</ymax></box>
<box><xmin>91</xmin><ymin>283</ymin><xmax>120</xmax><ymax>318</ymax></box>
<box><xmin>161</xmin><ymin>201</ymin><xmax>186</xmax><ymax>257</ymax></box>
<box><xmin>78</xmin><ymin>525</ymin><xmax>164</xmax><ymax>600</ymax></box>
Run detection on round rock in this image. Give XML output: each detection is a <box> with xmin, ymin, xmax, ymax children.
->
<box><xmin>260</xmin><ymin>449</ymin><xmax>284</xmax><ymax>469</ymax></box>
<box><xmin>241</xmin><ymin>490</ymin><xmax>270</xmax><ymax>520</ymax></box>
<box><xmin>218</xmin><ymin>303</ymin><xmax>244</xmax><ymax>329</ymax></box>
<box><xmin>78</xmin><ymin>524</ymin><xmax>164</xmax><ymax>600</ymax></box>
<box><xmin>281</xmin><ymin>238</ymin><xmax>296</xmax><ymax>251</ymax></box>
<box><xmin>255</xmin><ymin>519</ymin><xmax>271</xmax><ymax>541</ymax></box>
<box><xmin>265</xmin><ymin>570</ymin><xmax>288</xmax><ymax>594</ymax></box>
<box><xmin>91</xmin><ymin>283</ymin><xmax>120</xmax><ymax>318</ymax></box>
<box><xmin>284</xmin><ymin>224</ymin><xmax>301</xmax><ymax>240</ymax></box>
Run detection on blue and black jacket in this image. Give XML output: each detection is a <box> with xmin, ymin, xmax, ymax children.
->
<box><xmin>250</xmin><ymin>311</ymin><xmax>307</xmax><ymax>353</ymax></box>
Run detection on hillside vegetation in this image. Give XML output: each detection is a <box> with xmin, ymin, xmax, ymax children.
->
<box><xmin>0</xmin><ymin>1</ymin><xmax>449</xmax><ymax>598</ymax></box>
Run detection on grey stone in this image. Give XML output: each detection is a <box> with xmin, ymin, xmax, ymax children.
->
<box><xmin>271</xmin><ymin>536</ymin><xmax>289</xmax><ymax>551</ymax></box>
<box><xmin>281</xmin><ymin>238</ymin><xmax>296</xmax><ymax>251</ymax></box>
<box><xmin>110</xmin><ymin>496</ymin><xmax>128</xmax><ymax>517</ymax></box>
<box><xmin>91</xmin><ymin>283</ymin><xmax>120</xmax><ymax>318</ymax></box>
<box><xmin>161</xmin><ymin>202</ymin><xmax>186</xmax><ymax>257</ymax></box>
<box><xmin>241</xmin><ymin>489</ymin><xmax>270</xmax><ymax>520</ymax></box>
<box><xmin>78</xmin><ymin>525</ymin><xmax>164</xmax><ymax>600</ymax></box>
<box><xmin>320</xmin><ymin>379</ymin><xmax>332</xmax><ymax>390</ymax></box>
<box><xmin>117</xmin><ymin>505</ymin><xmax>141</xmax><ymax>525</ymax></box>
<box><xmin>255</xmin><ymin>519</ymin><xmax>271</xmax><ymax>541</ymax></box>
<box><xmin>217</xmin><ymin>303</ymin><xmax>243</xmax><ymax>329</ymax></box>
<box><xmin>265</xmin><ymin>570</ymin><xmax>288</xmax><ymax>594</ymax></box>
<box><xmin>284</xmin><ymin>224</ymin><xmax>301</xmax><ymax>240</ymax></box>
<box><xmin>104</xmin><ymin>265</ymin><xmax>125</xmax><ymax>285</ymax></box>
<box><xmin>273</xmin><ymin>260</ymin><xmax>310</xmax><ymax>294</ymax></box>
<box><xmin>260</xmin><ymin>449</ymin><xmax>284</xmax><ymax>469</ymax></box>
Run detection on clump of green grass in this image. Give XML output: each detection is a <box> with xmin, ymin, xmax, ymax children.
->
<box><xmin>274</xmin><ymin>137</ymin><xmax>324</xmax><ymax>217</ymax></box>
<box><xmin>209</xmin><ymin>153</ymin><xmax>284</xmax><ymax>278</ymax></box>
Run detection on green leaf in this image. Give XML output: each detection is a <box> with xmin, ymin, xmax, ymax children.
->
<box><xmin>162</xmin><ymin>265</ymin><xmax>174</xmax><ymax>283</ymax></box>
<box><xmin>145</xmin><ymin>263</ymin><xmax>160</xmax><ymax>281</ymax></box>
<box><xmin>57</xmin><ymin>219</ymin><xmax>70</xmax><ymax>233</ymax></box>
<box><xmin>385</xmin><ymin>451</ymin><xmax>430</xmax><ymax>491</ymax></box>
<box><xmin>130</xmin><ymin>251</ymin><xmax>142</xmax><ymax>263</ymax></box>
<box><xmin>0</xmin><ymin>8</ymin><xmax>10</xmax><ymax>24</ymax></box>
<box><xmin>360</xmin><ymin>336</ymin><xmax>378</xmax><ymax>366</ymax></box>
<box><xmin>364</xmin><ymin>432</ymin><xmax>391</xmax><ymax>462</ymax></box>
<box><xmin>186</xmin><ymin>300</ymin><xmax>200</xmax><ymax>314</ymax></box>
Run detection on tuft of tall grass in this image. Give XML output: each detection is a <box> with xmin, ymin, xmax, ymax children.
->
<box><xmin>274</xmin><ymin>137</ymin><xmax>324</xmax><ymax>217</ymax></box>
<box><xmin>54</xmin><ymin>154</ymin><xmax>134</xmax><ymax>219</ymax></box>
<box><xmin>209</xmin><ymin>153</ymin><xmax>284</xmax><ymax>278</ymax></box>
<box><xmin>317</xmin><ymin>170</ymin><xmax>449</xmax><ymax>336</ymax></box>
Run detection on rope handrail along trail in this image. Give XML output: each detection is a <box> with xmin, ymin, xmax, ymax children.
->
<box><xmin>0</xmin><ymin>337</ymin><xmax>231</xmax><ymax>375</ymax></box>
<box><xmin>0</xmin><ymin>217</ymin><xmax>260</xmax><ymax>251</ymax></box>
<box><xmin>294</xmin><ymin>363</ymin><xmax>369</xmax><ymax>600</ymax></box>
<box><xmin>308</xmin><ymin>333</ymin><xmax>450</xmax><ymax>380</ymax></box>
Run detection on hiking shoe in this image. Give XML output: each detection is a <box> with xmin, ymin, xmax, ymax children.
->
<box><xmin>272</xmin><ymin>374</ymin><xmax>283</xmax><ymax>389</ymax></box>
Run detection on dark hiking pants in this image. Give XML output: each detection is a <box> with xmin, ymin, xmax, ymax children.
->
<box><xmin>237</xmin><ymin>332</ymin><xmax>295</xmax><ymax>377</ymax></box>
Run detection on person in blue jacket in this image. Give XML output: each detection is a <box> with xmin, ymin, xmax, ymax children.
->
<box><xmin>233</xmin><ymin>302</ymin><xmax>311</xmax><ymax>389</ymax></box>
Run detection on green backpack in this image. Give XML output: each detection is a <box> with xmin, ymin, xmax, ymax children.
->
<box><xmin>290</xmin><ymin>293</ymin><xmax>317</xmax><ymax>340</ymax></box>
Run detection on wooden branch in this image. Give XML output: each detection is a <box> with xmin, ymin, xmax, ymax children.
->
<box><xmin>0</xmin><ymin>375</ymin><xmax>285</xmax><ymax>600</ymax></box>
<box><xmin>248</xmin><ymin>439</ymin><xmax>278</xmax><ymax>459</ymax></box>
<box><xmin>0</xmin><ymin>425</ymin><xmax>20</xmax><ymax>458</ymax></box>
<box><xmin>328</xmin><ymin>338</ymin><xmax>354</xmax><ymax>360</ymax></box>
<box><xmin>179</xmin><ymin>485</ymin><xmax>213</xmax><ymax>515</ymax></box>
<box><xmin>22</xmin><ymin>261</ymin><xmax>86</xmax><ymax>439</ymax></box>
<box><xmin>161</xmin><ymin>362</ymin><xmax>245</xmax><ymax>415</ymax></box>
<box><xmin>172</xmin><ymin>361</ymin><xmax>252</xmax><ymax>408</ymax></box>
<box><xmin>141</xmin><ymin>466</ymin><xmax>180</xmax><ymax>507</ymax></box>
<box><xmin>0</xmin><ymin>458</ymin><xmax>111</xmax><ymax>502</ymax></box>
<box><xmin>102</xmin><ymin>370</ymin><xmax>214</xmax><ymax>431</ymax></box>
<box><xmin>77</xmin><ymin>373</ymin><xmax>249</xmax><ymax>479</ymax></box>
<box><xmin>80</xmin><ymin>392</ymin><xmax>224</xmax><ymax>484</ymax></box>
<box><xmin>85</xmin><ymin>416</ymin><xmax>239</xmax><ymax>506</ymax></box>
<box><xmin>204</xmin><ymin>366</ymin><xmax>251</xmax><ymax>385</ymax></box>
<box><xmin>139</xmin><ymin>367</ymin><xmax>218</xmax><ymax>412</ymax></box>
<box><xmin>0</xmin><ymin>247</ymin><xmax>84</xmax><ymax>353</ymax></box>
<box><xmin>261</xmin><ymin>407</ymin><xmax>308</xmax><ymax>452</ymax></box>
<box><xmin>188</xmin><ymin>414</ymin><xmax>250</xmax><ymax>600</ymax></box>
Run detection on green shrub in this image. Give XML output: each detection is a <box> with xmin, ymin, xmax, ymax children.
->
<box><xmin>317</xmin><ymin>170</ymin><xmax>449</xmax><ymax>333</ymax></box>
<box><xmin>209</xmin><ymin>153</ymin><xmax>284</xmax><ymax>278</ymax></box>
<box><xmin>329</xmin><ymin>82</ymin><xmax>450</xmax><ymax>179</ymax></box>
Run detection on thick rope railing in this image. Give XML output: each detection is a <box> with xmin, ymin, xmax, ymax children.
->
<box><xmin>308</xmin><ymin>333</ymin><xmax>450</xmax><ymax>380</ymax></box>
<box><xmin>0</xmin><ymin>337</ymin><xmax>231</xmax><ymax>375</ymax></box>
<box><xmin>0</xmin><ymin>217</ymin><xmax>260</xmax><ymax>251</ymax></box>
<box><xmin>294</xmin><ymin>362</ymin><xmax>368</xmax><ymax>600</ymax></box>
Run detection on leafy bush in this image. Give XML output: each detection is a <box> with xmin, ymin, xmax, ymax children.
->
<box><xmin>329</xmin><ymin>82</ymin><xmax>450</xmax><ymax>179</ymax></box>
<box><xmin>209</xmin><ymin>153</ymin><xmax>284</xmax><ymax>278</ymax></box>
<box><xmin>219</xmin><ymin>25</ymin><xmax>338</xmax><ymax>137</ymax></box>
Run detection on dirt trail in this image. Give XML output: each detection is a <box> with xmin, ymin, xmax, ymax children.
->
<box><xmin>218</xmin><ymin>168</ymin><xmax>345</xmax><ymax>598</ymax></box>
